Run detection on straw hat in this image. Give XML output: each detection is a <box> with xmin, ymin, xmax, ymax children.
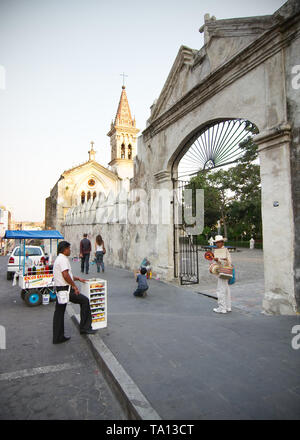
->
<box><xmin>213</xmin><ymin>235</ymin><xmax>225</xmax><ymax>243</ymax></box>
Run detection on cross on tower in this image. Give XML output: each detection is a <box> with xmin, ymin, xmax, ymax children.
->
<box><xmin>88</xmin><ymin>141</ymin><xmax>96</xmax><ymax>161</ymax></box>
<box><xmin>120</xmin><ymin>72</ymin><xmax>128</xmax><ymax>87</ymax></box>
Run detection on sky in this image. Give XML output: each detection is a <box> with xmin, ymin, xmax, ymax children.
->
<box><xmin>0</xmin><ymin>0</ymin><xmax>286</xmax><ymax>222</ymax></box>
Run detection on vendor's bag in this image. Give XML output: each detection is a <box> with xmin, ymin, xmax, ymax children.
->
<box><xmin>209</xmin><ymin>263</ymin><xmax>220</xmax><ymax>275</ymax></box>
<box><xmin>219</xmin><ymin>265</ymin><xmax>233</xmax><ymax>279</ymax></box>
<box><xmin>56</xmin><ymin>287</ymin><xmax>70</xmax><ymax>304</ymax></box>
<box><xmin>228</xmin><ymin>266</ymin><xmax>236</xmax><ymax>285</ymax></box>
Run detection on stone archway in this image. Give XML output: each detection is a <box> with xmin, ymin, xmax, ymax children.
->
<box><xmin>138</xmin><ymin>2</ymin><xmax>299</xmax><ymax>314</ymax></box>
<box><xmin>171</xmin><ymin>118</ymin><xmax>261</xmax><ymax>286</ymax></box>
<box><xmin>170</xmin><ymin>117</ymin><xmax>267</xmax><ymax>315</ymax></box>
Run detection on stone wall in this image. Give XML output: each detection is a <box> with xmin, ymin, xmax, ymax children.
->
<box><xmin>285</xmin><ymin>18</ymin><xmax>300</xmax><ymax>311</ymax></box>
<box><xmin>63</xmin><ymin>190</ymin><xmax>174</xmax><ymax>280</ymax></box>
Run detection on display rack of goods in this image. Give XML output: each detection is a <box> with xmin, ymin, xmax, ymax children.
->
<box><xmin>81</xmin><ymin>278</ymin><xmax>107</xmax><ymax>329</ymax></box>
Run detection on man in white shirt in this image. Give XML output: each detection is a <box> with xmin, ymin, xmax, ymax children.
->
<box><xmin>52</xmin><ymin>241</ymin><xmax>97</xmax><ymax>344</ymax></box>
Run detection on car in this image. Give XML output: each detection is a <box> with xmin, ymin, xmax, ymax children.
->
<box><xmin>7</xmin><ymin>245</ymin><xmax>45</xmax><ymax>280</ymax></box>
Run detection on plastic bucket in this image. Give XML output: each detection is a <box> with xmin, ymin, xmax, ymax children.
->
<box><xmin>42</xmin><ymin>293</ymin><xmax>50</xmax><ymax>305</ymax></box>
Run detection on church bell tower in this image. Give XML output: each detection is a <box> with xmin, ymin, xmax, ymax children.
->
<box><xmin>107</xmin><ymin>85</ymin><xmax>139</xmax><ymax>180</ymax></box>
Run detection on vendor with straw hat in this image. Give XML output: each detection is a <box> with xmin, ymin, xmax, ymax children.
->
<box><xmin>212</xmin><ymin>235</ymin><xmax>232</xmax><ymax>314</ymax></box>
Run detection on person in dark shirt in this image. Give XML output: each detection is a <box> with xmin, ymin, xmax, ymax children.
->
<box><xmin>79</xmin><ymin>233</ymin><xmax>91</xmax><ymax>274</ymax></box>
<box><xmin>133</xmin><ymin>267</ymin><xmax>149</xmax><ymax>297</ymax></box>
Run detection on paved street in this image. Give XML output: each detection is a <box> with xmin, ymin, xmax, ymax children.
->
<box><xmin>1</xmin><ymin>253</ymin><xmax>300</xmax><ymax>420</ymax></box>
<box><xmin>71</xmin><ymin>259</ymin><xmax>300</xmax><ymax>420</ymax></box>
<box><xmin>0</xmin><ymin>257</ymin><xmax>124</xmax><ymax>420</ymax></box>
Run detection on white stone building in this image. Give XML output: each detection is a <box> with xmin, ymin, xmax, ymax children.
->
<box><xmin>0</xmin><ymin>205</ymin><xmax>12</xmax><ymax>254</ymax></box>
<box><xmin>45</xmin><ymin>86</ymin><xmax>139</xmax><ymax>232</ymax></box>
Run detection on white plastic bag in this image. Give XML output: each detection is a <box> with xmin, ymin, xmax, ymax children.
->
<box><xmin>56</xmin><ymin>286</ymin><xmax>70</xmax><ymax>304</ymax></box>
<box><xmin>13</xmin><ymin>270</ymin><xmax>21</xmax><ymax>286</ymax></box>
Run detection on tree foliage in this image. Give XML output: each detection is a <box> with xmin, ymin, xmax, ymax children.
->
<box><xmin>188</xmin><ymin>126</ymin><xmax>262</xmax><ymax>242</ymax></box>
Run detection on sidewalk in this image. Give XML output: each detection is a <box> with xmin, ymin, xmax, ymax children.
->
<box><xmin>71</xmin><ymin>261</ymin><xmax>300</xmax><ymax>420</ymax></box>
<box><xmin>0</xmin><ymin>257</ymin><xmax>124</xmax><ymax>420</ymax></box>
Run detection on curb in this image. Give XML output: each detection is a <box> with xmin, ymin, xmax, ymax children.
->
<box><xmin>67</xmin><ymin>305</ymin><xmax>161</xmax><ymax>421</ymax></box>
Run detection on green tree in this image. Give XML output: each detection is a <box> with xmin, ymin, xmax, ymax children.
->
<box><xmin>187</xmin><ymin>125</ymin><xmax>262</xmax><ymax>242</ymax></box>
<box><xmin>225</xmin><ymin>134</ymin><xmax>262</xmax><ymax>240</ymax></box>
<box><xmin>188</xmin><ymin>171</ymin><xmax>221</xmax><ymax>231</ymax></box>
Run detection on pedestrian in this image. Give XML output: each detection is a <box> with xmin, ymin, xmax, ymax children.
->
<box><xmin>250</xmin><ymin>237</ymin><xmax>255</xmax><ymax>249</ymax></box>
<box><xmin>95</xmin><ymin>234</ymin><xmax>105</xmax><ymax>273</ymax></box>
<box><xmin>53</xmin><ymin>241</ymin><xmax>97</xmax><ymax>344</ymax></box>
<box><xmin>211</xmin><ymin>235</ymin><xmax>232</xmax><ymax>314</ymax></box>
<box><xmin>133</xmin><ymin>267</ymin><xmax>149</xmax><ymax>298</ymax></box>
<box><xmin>80</xmin><ymin>233</ymin><xmax>91</xmax><ymax>274</ymax></box>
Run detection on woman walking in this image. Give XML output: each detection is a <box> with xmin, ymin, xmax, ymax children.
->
<box><xmin>95</xmin><ymin>234</ymin><xmax>105</xmax><ymax>273</ymax></box>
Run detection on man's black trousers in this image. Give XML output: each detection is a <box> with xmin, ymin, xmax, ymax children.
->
<box><xmin>53</xmin><ymin>287</ymin><xmax>92</xmax><ymax>343</ymax></box>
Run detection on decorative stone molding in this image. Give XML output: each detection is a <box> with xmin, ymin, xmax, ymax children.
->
<box><xmin>154</xmin><ymin>170</ymin><xmax>172</xmax><ymax>183</ymax></box>
<box><xmin>254</xmin><ymin>124</ymin><xmax>292</xmax><ymax>152</ymax></box>
<box><xmin>199</xmin><ymin>15</ymin><xmax>273</xmax><ymax>45</ymax></box>
<box><xmin>149</xmin><ymin>45</ymin><xmax>198</xmax><ymax>122</ymax></box>
<box><xmin>143</xmin><ymin>10</ymin><xmax>299</xmax><ymax>141</ymax></box>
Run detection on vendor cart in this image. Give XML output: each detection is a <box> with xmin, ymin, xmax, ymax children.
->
<box><xmin>4</xmin><ymin>230</ymin><xmax>64</xmax><ymax>307</ymax></box>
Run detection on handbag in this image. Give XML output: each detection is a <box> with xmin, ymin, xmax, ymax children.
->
<box><xmin>209</xmin><ymin>263</ymin><xmax>220</xmax><ymax>275</ymax></box>
<box><xmin>228</xmin><ymin>266</ymin><xmax>236</xmax><ymax>285</ymax></box>
<box><xmin>219</xmin><ymin>265</ymin><xmax>233</xmax><ymax>279</ymax></box>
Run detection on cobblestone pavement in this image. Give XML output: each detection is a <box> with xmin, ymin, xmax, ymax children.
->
<box><xmin>0</xmin><ymin>257</ymin><xmax>124</xmax><ymax>420</ymax></box>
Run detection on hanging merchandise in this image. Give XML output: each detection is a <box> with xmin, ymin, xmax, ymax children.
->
<box><xmin>228</xmin><ymin>266</ymin><xmax>236</xmax><ymax>285</ymax></box>
<box><xmin>219</xmin><ymin>266</ymin><xmax>233</xmax><ymax>280</ymax></box>
<box><xmin>3</xmin><ymin>229</ymin><xmax>64</xmax><ymax>308</ymax></box>
<box><xmin>204</xmin><ymin>251</ymin><xmax>214</xmax><ymax>261</ymax></box>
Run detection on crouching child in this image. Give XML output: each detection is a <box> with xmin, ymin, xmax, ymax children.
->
<box><xmin>133</xmin><ymin>267</ymin><xmax>149</xmax><ymax>297</ymax></box>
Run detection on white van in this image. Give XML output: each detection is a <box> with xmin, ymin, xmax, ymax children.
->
<box><xmin>7</xmin><ymin>245</ymin><xmax>45</xmax><ymax>280</ymax></box>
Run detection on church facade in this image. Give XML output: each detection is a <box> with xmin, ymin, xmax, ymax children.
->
<box><xmin>45</xmin><ymin>86</ymin><xmax>139</xmax><ymax>231</ymax></box>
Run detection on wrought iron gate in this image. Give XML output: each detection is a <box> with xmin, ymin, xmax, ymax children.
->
<box><xmin>172</xmin><ymin>119</ymin><xmax>258</xmax><ymax>285</ymax></box>
<box><xmin>173</xmin><ymin>179</ymin><xmax>199</xmax><ymax>285</ymax></box>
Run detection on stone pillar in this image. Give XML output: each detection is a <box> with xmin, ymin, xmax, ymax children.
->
<box><xmin>255</xmin><ymin>124</ymin><xmax>297</xmax><ymax>315</ymax></box>
<box><xmin>153</xmin><ymin>170</ymin><xmax>174</xmax><ymax>280</ymax></box>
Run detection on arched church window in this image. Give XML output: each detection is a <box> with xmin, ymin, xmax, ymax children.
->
<box><xmin>121</xmin><ymin>143</ymin><xmax>125</xmax><ymax>159</ymax></box>
<box><xmin>87</xmin><ymin>191</ymin><xmax>91</xmax><ymax>201</ymax></box>
<box><xmin>93</xmin><ymin>191</ymin><xmax>97</xmax><ymax>200</ymax></box>
<box><xmin>81</xmin><ymin>191</ymin><xmax>85</xmax><ymax>204</ymax></box>
<box><xmin>128</xmin><ymin>144</ymin><xmax>132</xmax><ymax>160</ymax></box>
